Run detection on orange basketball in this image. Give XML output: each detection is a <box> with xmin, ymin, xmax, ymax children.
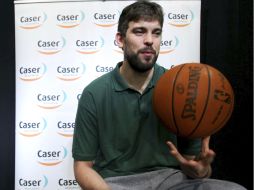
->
<box><xmin>153</xmin><ymin>63</ymin><xmax>234</xmax><ymax>139</ymax></box>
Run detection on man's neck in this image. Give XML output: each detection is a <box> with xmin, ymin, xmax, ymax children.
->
<box><xmin>120</xmin><ymin>61</ymin><xmax>154</xmax><ymax>94</ymax></box>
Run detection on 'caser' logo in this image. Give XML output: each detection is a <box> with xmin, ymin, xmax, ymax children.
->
<box><xmin>56</xmin><ymin>10</ymin><xmax>85</xmax><ymax>28</ymax></box>
<box><xmin>159</xmin><ymin>35</ymin><xmax>179</xmax><ymax>54</ymax></box>
<box><xmin>77</xmin><ymin>92</ymin><xmax>82</xmax><ymax>101</ymax></box>
<box><xmin>18</xmin><ymin>63</ymin><xmax>47</xmax><ymax>81</ymax></box>
<box><xmin>56</xmin><ymin>62</ymin><xmax>86</xmax><ymax>81</ymax></box>
<box><xmin>18</xmin><ymin>12</ymin><xmax>47</xmax><ymax>29</ymax></box>
<box><xmin>167</xmin><ymin>7</ymin><xmax>194</xmax><ymax>27</ymax></box>
<box><xmin>58</xmin><ymin>178</ymin><xmax>79</xmax><ymax>189</ymax></box>
<box><xmin>75</xmin><ymin>37</ymin><xmax>104</xmax><ymax>54</ymax></box>
<box><xmin>36</xmin><ymin>37</ymin><xmax>66</xmax><ymax>55</ymax></box>
<box><xmin>36</xmin><ymin>90</ymin><xmax>67</xmax><ymax>109</ymax></box>
<box><xmin>93</xmin><ymin>10</ymin><xmax>119</xmax><ymax>27</ymax></box>
<box><xmin>113</xmin><ymin>39</ymin><xmax>123</xmax><ymax>54</ymax></box>
<box><xmin>18</xmin><ymin>175</ymin><xmax>48</xmax><ymax>189</ymax></box>
<box><xmin>37</xmin><ymin>146</ymin><xmax>67</xmax><ymax>166</ymax></box>
<box><xmin>57</xmin><ymin>120</ymin><xmax>75</xmax><ymax>137</ymax></box>
<box><xmin>18</xmin><ymin>117</ymin><xmax>47</xmax><ymax>137</ymax></box>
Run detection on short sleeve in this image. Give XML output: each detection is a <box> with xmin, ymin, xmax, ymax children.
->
<box><xmin>72</xmin><ymin>90</ymin><xmax>99</xmax><ymax>161</ymax></box>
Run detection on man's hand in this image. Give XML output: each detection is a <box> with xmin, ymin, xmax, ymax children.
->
<box><xmin>166</xmin><ymin>136</ymin><xmax>215</xmax><ymax>178</ymax></box>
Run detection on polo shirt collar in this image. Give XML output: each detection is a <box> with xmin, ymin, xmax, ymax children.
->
<box><xmin>112</xmin><ymin>62</ymin><xmax>161</xmax><ymax>92</ymax></box>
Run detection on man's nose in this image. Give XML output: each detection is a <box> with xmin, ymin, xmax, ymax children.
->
<box><xmin>144</xmin><ymin>33</ymin><xmax>153</xmax><ymax>45</ymax></box>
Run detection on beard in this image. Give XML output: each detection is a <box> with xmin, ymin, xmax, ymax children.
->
<box><xmin>124</xmin><ymin>46</ymin><xmax>159</xmax><ymax>73</ymax></box>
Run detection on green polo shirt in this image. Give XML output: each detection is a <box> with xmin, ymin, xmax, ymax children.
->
<box><xmin>72</xmin><ymin>62</ymin><xmax>201</xmax><ymax>178</ymax></box>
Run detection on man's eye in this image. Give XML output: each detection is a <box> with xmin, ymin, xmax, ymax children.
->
<box><xmin>154</xmin><ymin>31</ymin><xmax>162</xmax><ymax>36</ymax></box>
<box><xmin>134</xmin><ymin>30</ymin><xmax>144</xmax><ymax>35</ymax></box>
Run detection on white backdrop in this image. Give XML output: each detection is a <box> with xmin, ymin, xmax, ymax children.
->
<box><xmin>15</xmin><ymin>0</ymin><xmax>201</xmax><ymax>189</ymax></box>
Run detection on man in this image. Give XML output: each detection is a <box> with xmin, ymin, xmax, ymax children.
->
<box><xmin>72</xmin><ymin>1</ymin><xmax>246</xmax><ymax>189</ymax></box>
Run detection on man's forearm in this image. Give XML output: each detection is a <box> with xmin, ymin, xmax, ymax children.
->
<box><xmin>74</xmin><ymin>161</ymin><xmax>111</xmax><ymax>190</ymax></box>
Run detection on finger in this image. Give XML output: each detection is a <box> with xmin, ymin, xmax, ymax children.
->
<box><xmin>199</xmin><ymin>136</ymin><xmax>216</xmax><ymax>165</ymax></box>
<box><xmin>200</xmin><ymin>149</ymin><xmax>216</xmax><ymax>165</ymax></box>
<box><xmin>166</xmin><ymin>141</ymin><xmax>186</xmax><ymax>164</ymax></box>
<box><xmin>201</xmin><ymin>136</ymin><xmax>210</xmax><ymax>153</ymax></box>
<box><xmin>205</xmin><ymin>149</ymin><xmax>216</xmax><ymax>163</ymax></box>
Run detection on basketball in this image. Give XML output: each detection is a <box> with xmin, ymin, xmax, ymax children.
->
<box><xmin>153</xmin><ymin>63</ymin><xmax>234</xmax><ymax>139</ymax></box>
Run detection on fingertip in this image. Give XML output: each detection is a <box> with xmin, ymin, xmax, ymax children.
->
<box><xmin>166</xmin><ymin>141</ymin><xmax>174</xmax><ymax>149</ymax></box>
<box><xmin>202</xmin><ymin>136</ymin><xmax>211</xmax><ymax>152</ymax></box>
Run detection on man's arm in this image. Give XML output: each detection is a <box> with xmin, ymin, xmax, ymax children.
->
<box><xmin>74</xmin><ymin>160</ymin><xmax>111</xmax><ymax>190</ymax></box>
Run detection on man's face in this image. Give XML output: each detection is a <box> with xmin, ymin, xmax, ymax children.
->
<box><xmin>120</xmin><ymin>20</ymin><xmax>162</xmax><ymax>72</ymax></box>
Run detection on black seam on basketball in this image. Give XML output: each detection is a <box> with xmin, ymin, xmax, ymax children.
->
<box><xmin>172</xmin><ymin>64</ymin><xmax>186</xmax><ymax>136</ymax></box>
<box><xmin>187</xmin><ymin>65</ymin><xmax>211</xmax><ymax>138</ymax></box>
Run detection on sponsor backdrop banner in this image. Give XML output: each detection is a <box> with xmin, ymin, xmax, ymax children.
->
<box><xmin>15</xmin><ymin>0</ymin><xmax>201</xmax><ymax>189</ymax></box>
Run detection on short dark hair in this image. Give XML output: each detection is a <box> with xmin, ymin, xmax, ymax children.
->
<box><xmin>117</xmin><ymin>0</ymin><xmax>164</xmax><ymax>36</ymax></box>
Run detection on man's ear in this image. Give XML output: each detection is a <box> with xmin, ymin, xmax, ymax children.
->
<box><xmin>115</xmin><ymin>32</ymin><xmax>124</xmax><ymax>50</ymax></box>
